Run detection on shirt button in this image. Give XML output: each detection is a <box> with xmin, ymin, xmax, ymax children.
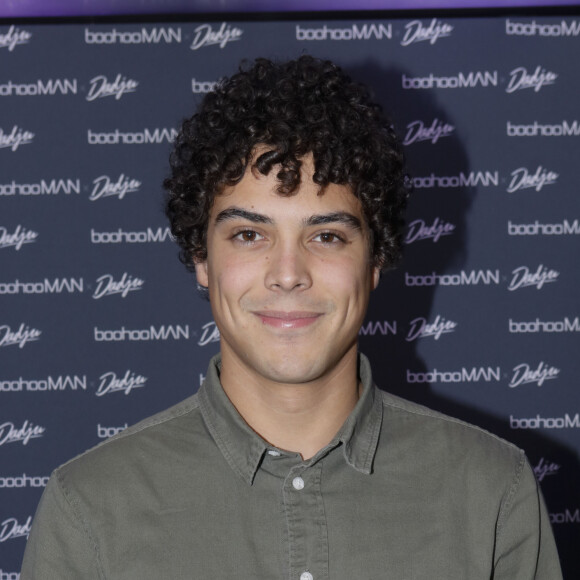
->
<box><xmin>292</xmin><ymin>476</ymin><xmax>305</xmax><ymax>490</ymax></box>
<box><xmin>300</xmin><ymin>572</ymin><xmax>313</xmax><ymax>580</ymax></box>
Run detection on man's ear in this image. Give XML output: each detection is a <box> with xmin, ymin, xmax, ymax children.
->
<box><xmin>194</xmin><ymin>260</ymin><xmax>209</xmax><ymax>288</ymax></box>
<box><xmin>372</xmin><ymin>265</ymin><xmax>381</xmax><ymax>290</ymax></box>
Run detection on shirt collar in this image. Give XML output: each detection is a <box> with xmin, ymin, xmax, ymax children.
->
<box><xmin>198</xmin><ymin>353</ymin><xmax>383</xmax><ymax>485</ymax></box>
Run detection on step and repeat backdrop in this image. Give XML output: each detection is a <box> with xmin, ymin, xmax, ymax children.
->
<box><xmin>1</xmin><ymin>13</ymin><xmax>579</xmax><ymax>577</ymax></box>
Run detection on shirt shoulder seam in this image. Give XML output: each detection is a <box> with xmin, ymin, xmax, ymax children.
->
<box><xmin>362</xmin><ymin>389</ymin><xmax>384</xmax><ymax>472</ymax></box>
<box><xmin>495</xmin><ymin>450</ymin><xmax>527</xmax><ymax>540</ymax></box>
<box><xmin>380</xmin><ymin>391</ymin><xmax>520</xmax><ymax>452</ymax></box>
<box><xmin>59</xmin><ymin>394</ymin><xmax>201</xmax><ymax>471</ymax></box>
<box><xmin>53</xmin><ymin>468</ymin><xmax>107</xmax><ymax>580</ymax></box>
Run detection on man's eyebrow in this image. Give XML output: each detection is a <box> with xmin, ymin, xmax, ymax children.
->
<box><xmin>214</xmin><ymin>207</ymin><xmax>273</xmax><ymax>225</ymax></box>
<box><xmin>305</xmin><ymin>212</ymin><xmax>362</xmax><ymax>230</ymax></box>
<box><xmin>214</xmin><ymin>208</ymin><xmax>362</xmax><ymax>230</ymax></box>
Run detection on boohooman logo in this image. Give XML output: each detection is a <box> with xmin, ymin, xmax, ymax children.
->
<box><xmin>85</xmin><ymin>27</ymin><xmax>181</xmax><ymax>44</ymax></box>
<box><xmin>550</xmin><ymin>509</ymin><xmax>579</xmax><ymax>524</ymax></box>
<box><xmin>402</xmin><ymin>71</ymin><xmax>497</xmax><ymax>89</ymax></box>
<box><xmin>0</xmin><ymin>79</ymin><xmax>77</xmax><ymax>96</ymax></box>
<box><xmin>412</xmin><ymin>171</ymin><xmax>498</xmax><ymax>189</ymax></box>
<box><xmin>510</xmin><ymin>413</ymin><xmax>580</xmax><ymax>429</ymax></box>
<box><xmin>97</xmin><ymin>423</ymin><xmax>128</xmax><ymax>438</ymax></box>
<box><xmin>94</xmin><ymin>325</ymin><xmax>189</xmax><ymax>341</ymax></box>
<box><xmin>296</xmin><ymin>23</ymin><xmax>392</xmax><ymax>41</ymax></box>
<box><xmin>0</xmin><ymin>372</ymin><xmax>147</xmax><ymax>396</ymax></box>
<box><xmin>507</xmin><ymin>120</ymin><xmax>580</xmax><ymax>137</ymax></box>
<box><xmin>405</xmin><ymin>270</ymin><xmax>500</xmax><ymax>287</ymax></box>
<box><xmin>407</xmin><ymin>367</ymin><xmax>501</xmax><ymax>384</ymax></box>
<box><xmin>506</xmin><ymin>19</ymin><xmax>580</xmax><ymax>37</ymax></box>
<box><xmin>0</xmin><ymin>278</ymin><xmax>83</xmax><ymax>295</ymax></box>
<box><xmin>358</xmin><ymin>321</ymin><xmax>397</xmax><ymax>336</ymax></box>
<box><xmin>0</xmin><ymin>375</ymin><xmax>87</xmax><ymax>392</ymax></box>
<box><xmin>509</xmin><ymin>317</ymin><xmax>579</xmax><ymax>333</ymax></box>
<box><xmin>508</xmin><ymin>220</ymin><xmax>580</xmax><ymax>236</ymax></box>
<box><xmin>0</xmin><ymin>474</ymin><xmax>49</xmax><ymax>488</ymax></box>
<box><xmin>88</xmin><ymin>128</ymin><xmax>177</xmax><ymax>145</ymax></box>
<box><xmin>192</xmin><ymin>79</ymin><xmax>219</xmax><ymax>94</ymax></box>
<box><xmin>90</xmin><ymin>227</ymin><xmax>172</xmax><ymax>244</ymax></box>
<box><xmin>0</xmin><ymin>179</ymin><xmax>80</xmax><ymax>196</ymax></box>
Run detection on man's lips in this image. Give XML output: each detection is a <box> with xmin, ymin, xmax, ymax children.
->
<box><xmin>253</xmin><ymin>311</ymin><xmax>323</xmax><ymax>329</ymax></box>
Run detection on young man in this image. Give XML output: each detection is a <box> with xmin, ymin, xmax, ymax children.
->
<box><xmin>22</xmin><ymin>56</ymin><xmax>561</xmax><ymax>579</ymax></box>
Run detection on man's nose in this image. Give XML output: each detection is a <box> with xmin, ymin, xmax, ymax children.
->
<box><xmin>264</xmin><ymin>242</ymin><xmax>313</xmax><ymax>292</ymax></box>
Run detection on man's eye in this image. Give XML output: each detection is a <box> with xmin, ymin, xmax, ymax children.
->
<box><xmin>313</xmin><ymin>232</ymin><xmax>345</xmax><ymax>244</ymax></box>
<box><xmin>234</xmin><ymin>230</ymin><xmax>263</xmax><ymax>243</ymax></box>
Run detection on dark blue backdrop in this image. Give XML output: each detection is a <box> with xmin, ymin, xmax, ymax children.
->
<box><xmin>1</xmin><ymin>12</ymin><xmax>579</xmax><ymax>577</ymax></box>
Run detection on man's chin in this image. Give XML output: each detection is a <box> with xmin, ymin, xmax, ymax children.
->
<box><xmin>257</xmin><ymin>358</ymin><xmax>327</xmax><ymax>386</ymax></box>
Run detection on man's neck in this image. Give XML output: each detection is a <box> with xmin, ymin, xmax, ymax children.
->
<box><xmin>219</xmin><ymin>349</ymin><xmax>360</xmax><ymax>460</ymax></box>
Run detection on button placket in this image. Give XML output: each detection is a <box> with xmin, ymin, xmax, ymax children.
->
<box><xmin>282</xmin><ymin>462</ymin><xmax>329</xmax><ymax>580</ymax></box>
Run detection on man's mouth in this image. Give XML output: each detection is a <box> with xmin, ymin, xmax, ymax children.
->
<box><xmin>253</xmin><ymin>311</ymin><xmax>323</xmax><ymax>329</ymax></box>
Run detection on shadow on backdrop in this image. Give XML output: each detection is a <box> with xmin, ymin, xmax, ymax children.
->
<box><xmin>350</xmin><ymin>60</ymin><xmax>579</xmax><ymax>578</ymax></box>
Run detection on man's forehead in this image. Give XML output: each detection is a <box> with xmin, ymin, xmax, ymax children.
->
<box><xmin>208</xmin><ymin>148</ymin><xmax>368</xmax><ymax>231</ymax></box>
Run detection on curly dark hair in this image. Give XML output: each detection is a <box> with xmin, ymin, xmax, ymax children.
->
<box><xmin>164</xmin><ymin>55</ymin><xmax>410</xmax><ymax>271</ymax></box>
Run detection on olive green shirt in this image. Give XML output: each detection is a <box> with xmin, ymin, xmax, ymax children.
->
<box><xmin>21</xmin><ymin>354</ymin><xmax>562</xmax><ymax>579</ymax></box>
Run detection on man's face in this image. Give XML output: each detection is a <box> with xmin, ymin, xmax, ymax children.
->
<box><xmin>195</xmin><ymin>155</ymin><xmax>380</xmax><ymax>387</ymax></box>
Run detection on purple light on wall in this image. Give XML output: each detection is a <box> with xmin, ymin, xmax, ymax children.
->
<box><xmin>1</xmin><ymin>0</ymin><xmax>579</xmax><ymax>18</ymax></box>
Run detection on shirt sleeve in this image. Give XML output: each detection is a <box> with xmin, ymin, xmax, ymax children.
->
<box><xmin>493</xmin><ymin>453</ymin><xmax>562</xmax><ymax>579</ymax></box>
<box><xmin>20</xmin><ymin>470</ymin><xmax>105</xmax><ymax>580</ymax></box>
